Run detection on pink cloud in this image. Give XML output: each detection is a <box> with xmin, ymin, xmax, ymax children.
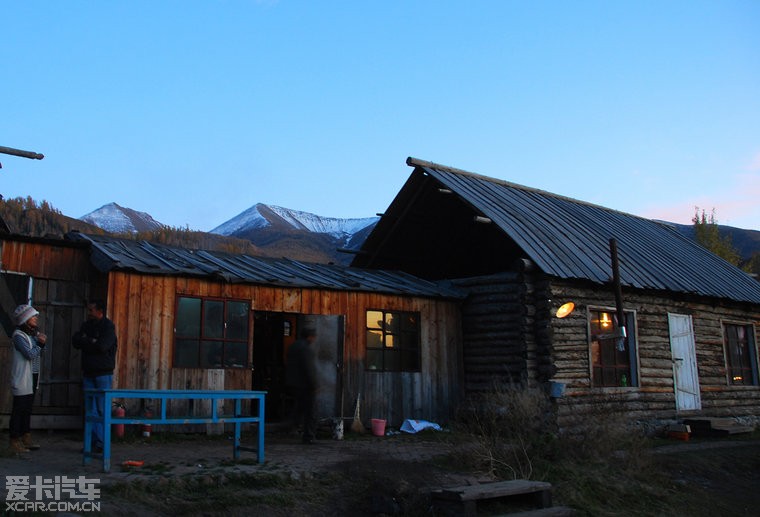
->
<box><xmin>747</xmin><ymin>152</ymin><xmax>760</xmax><ymax>172</ymax></box>
<box><xmin>639</xmin><ymin>173</ymin><xmax>760</xmax><ymax>230</ymax></box>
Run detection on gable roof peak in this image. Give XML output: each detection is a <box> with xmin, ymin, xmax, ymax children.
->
<box><xmin>406</xmin><ymin>156</ymin><xmax>658</xmax><ymax>225</ymax></box>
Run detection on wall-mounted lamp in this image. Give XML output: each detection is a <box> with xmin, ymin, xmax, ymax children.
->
<box><xmin>600</xmin><ymin>312</ymin><xmax>611</xmax><ymax>328</ymax></box>
<box><xmin>438</xmin><ymin>188</ymin><xmax>453</xmax><ymax>194</ymax></box>
<box><xmin>555</xmin><ymin>302</ymin><xmax>575</xmax><ymax>318</ymax></box>
<box><xmin>473</xmin><ymin>216</ymin><xmax>492</xmax><ymax>224</ymax></box>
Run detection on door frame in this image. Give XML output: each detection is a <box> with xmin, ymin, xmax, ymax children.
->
<box><xmin>668</xmin><ymin>313</ymin><xmax>702</xmax><ymax>411</ymax></box>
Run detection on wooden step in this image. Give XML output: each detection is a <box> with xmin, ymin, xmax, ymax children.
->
<box><xmin>682</xmin><ymin>418</ymin><xmax>754</xmax><ymax>437</ymax></box>
<box><xmin>505</xmin><ymin>506</ymin><xmax>576</xmax><ymax>516</ymax></box>
<box><xmin>432</xmin><ymin>479</ymin><xmax>553</xmax><ymax>516</ymax></box>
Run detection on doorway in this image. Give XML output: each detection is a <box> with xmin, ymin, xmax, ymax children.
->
<box><xmin>252</xmin><ymin>312</ymin><xmax>344</xmax><ymax>423</ymax></box>
<box><xmin>668</xmin><ymin>313</ymin><xmax>701</xmax><ymax>411</ymax></box>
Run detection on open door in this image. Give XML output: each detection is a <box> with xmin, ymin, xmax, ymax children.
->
<box><xmin>252</xmin><ymin>312</ymin><xmax>344</xmax><ymax>423</ymax></box>
<box><xmin>668</xmin><ymin>313</ymin><xmax>701</xmax><ymax>411</ymax></box>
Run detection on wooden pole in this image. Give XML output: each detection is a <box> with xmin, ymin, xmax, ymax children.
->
<box><xmin>0</xmin><ymin>145</ymin><xmax>44</xmax><ymax>160</ymax></box>
<box><xmin>609</xmin><ymin>238</ymin><xmax>626</xmax><ymax>349</ymax></box>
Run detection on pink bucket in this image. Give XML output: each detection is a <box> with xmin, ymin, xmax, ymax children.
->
<box><xmin>370</xmin><ymin>418</ymin><xmax>386</xmax><ymax>437</ymax></box>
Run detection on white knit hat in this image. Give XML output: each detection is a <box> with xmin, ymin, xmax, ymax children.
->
<box><xmin>13</xmin><ymin>304</ymin><xmax>39</xmax><ymax>326</ymax></box>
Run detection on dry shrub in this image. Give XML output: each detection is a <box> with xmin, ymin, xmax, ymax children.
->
<box><xmin>453</xmin><ymin>384</ymin><xmax>655</xmax><ymax>492</ymax></box>
<box><xmin>555</xmin><ymin>394</ymin><xmax>652</xmax><ymax>471</ymax></box>
<box><xmin>453</xmin><ymin>382</ymin><xmax>555</xmax><ymax>479</ymax></box>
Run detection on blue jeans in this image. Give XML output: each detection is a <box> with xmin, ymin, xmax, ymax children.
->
<box><xmin>83</xmin><ymin>375</ymin><xmax>112</xmax><ymax>447</ymax></box>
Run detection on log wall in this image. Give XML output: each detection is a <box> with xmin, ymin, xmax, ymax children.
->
<box><xmin>548</xmin><ymin>280</ymin><xmax>760</xmax><ymax>429</ymax></box>
<box><xmin>452</xmin><ymin>269</ymin><xmax>553</xmax><ymax>392</ymax></box>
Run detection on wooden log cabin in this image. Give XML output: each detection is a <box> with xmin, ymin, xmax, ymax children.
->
<box><xmin>352</xmin><ymin>157</ymin><xmax>760</xmax><ymax>431</ymax></box>
<box><xmin>1</xmin><ymin>231</ymin><xmax>465</xmax><ymax>431</ymax></box>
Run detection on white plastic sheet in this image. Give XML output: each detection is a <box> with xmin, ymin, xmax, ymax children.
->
<box><xmin>400</xmin><ymin>419</ymin><xmax>441</xmax><ymax>434</ymax></box>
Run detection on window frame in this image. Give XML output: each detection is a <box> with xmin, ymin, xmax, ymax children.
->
<box><xmin>587</xmin><ymin>306</ymin><xmax>638</xmax><ymax>388</ymax></box>
<box><xmin>173</xmin><ymin>295</ymin><xmax>250</xmax><ymax>369</ymax></box>
<box><xmin>722</xmin><ymin>320</ymin><xmax>759</xmax><ymax>386</ymax></box>
<box><xmin>365</xmin><ymin>309</ymin><xmax>421</xmax><ymax>373</ymax></box>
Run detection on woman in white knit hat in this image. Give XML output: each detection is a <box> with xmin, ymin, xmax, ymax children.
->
<box><xmin>9</xmin><ymin>304</ymin><xmax>47</xmax><ymax>453</ymax></box>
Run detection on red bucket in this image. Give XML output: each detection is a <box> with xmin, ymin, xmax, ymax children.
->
<box><xmin>370</xmin><ymin>419</ymin><xmax>386</xmax><ymax>437</ymax></box>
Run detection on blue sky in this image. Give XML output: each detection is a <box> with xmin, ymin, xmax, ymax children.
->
<box><xmin>3</xmin><ymin>1</ymin><xmax>759</xmax><ymax>231</ymax></box>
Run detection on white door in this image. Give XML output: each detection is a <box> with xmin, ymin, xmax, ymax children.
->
<box><xmin>668</xmin><ymin>313</ymin><xmax>701</xmax><ymax>411</ymax></box>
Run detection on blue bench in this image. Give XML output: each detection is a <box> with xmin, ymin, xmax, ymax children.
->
<box><xmin>83</xmin><ymin>389</ymin><xmax>266</xmax><ymax>472</ymax></box>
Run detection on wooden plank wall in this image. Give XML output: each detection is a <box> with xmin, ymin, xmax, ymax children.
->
<box><xmin>549</xmin><ymin>280</ymin><xmax>760</xmax><ymax>429</ymax></box>
<box><xmin>0</xmin><ymin>239</ymin><xmax>91</xmax><ymax>426</ymax></box>
<box><xmin>106</xmin><ymin>271</ymin><xmax>463</xmax><ymax>427</ymax></box>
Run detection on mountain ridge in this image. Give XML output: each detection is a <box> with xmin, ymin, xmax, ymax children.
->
<box><xmin>77</xmin><ymin>201</ymin><xmax>760</xmax><ymax>269</ymax></box>
<box><xmin>80</xmin><ymin>201</ymin><xmax>379</xmax><ymax>265</ymax></box>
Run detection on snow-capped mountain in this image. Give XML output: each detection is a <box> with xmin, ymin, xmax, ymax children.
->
<box><xmin>211</xmin><ymin>203</ymin><xmax>378</xmax><ymax>247</ymax></box>
<box><xmin>78</xmin><ymin>201</ymin><xmax>378</xmax><ymax>264</ymax></box>
<box><xmin>80</xmin><ymin>202</ymin><xmax>165</xmax><ymax>233</ymax></box>
<box><xmin>207</xmin><ymin>203</ymin><xmax>378</xmax><ymax>264</ymax></box>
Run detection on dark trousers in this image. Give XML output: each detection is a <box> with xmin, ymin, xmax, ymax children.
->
<box><xmin>293</xmin><ymin>386</ymin><xmax>316</xmax><ymax>442</ymax></box>
<box><xmin>9</xmin><ymin>394</ymin><xmax>34</xmax><ymax>439</ymax></box>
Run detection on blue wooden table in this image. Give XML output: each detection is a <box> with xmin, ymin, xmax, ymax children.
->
<box><xmin>83</xmin><ymin>389</ymin><xmax>266</xmax><ymax>472</ymax></box>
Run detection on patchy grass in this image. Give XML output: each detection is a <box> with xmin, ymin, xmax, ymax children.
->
<box><xmin>448</xmin><ymin>384</ymin><xmax>760</xmax><ymax>516</ymax></box>
<box><xmin>103</xmin><ymin>472</ymin><xmax>321</xmax><ymax>515</ymax></box>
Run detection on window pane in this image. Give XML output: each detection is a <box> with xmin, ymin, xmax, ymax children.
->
<box><xmin>367</xmin><ymin>329</ymin><xmax>383</xmax><ymax>348</ymax></box>
<box><xmin>384</xmin><ymin>350</ymin><xmax>400</xmax><ymax>371</ymax></box>
<box><xmin>200</xmin><ymin>340</ymin><xmax>223</xmax><ymax>368</ymax></box>
<box><xmin>401</xmin><ymin>313</ymin><xmax>418</xmax><ymax>331</ymax></box>
<box><xmin>600</xmin><ymin>340</ymin><xmax>616</xmax><ymax>365</ymax></box>
<box><xmin>174</xmin><ymin>338</ymin><xmax>200</xmax><ymax>367</ymax></box>
<box><xmin>366</xmin><ymin>311</ymin><xmax>383</xmax><ymax>329</ymax></box>
<box><xmin>224</xmin><ymin>343</ymin><xmax>248</xmax><ymax>368</ymax></box>
<box><xmin>367</xmin><ymin>349</ymin><xmax>383</xmax><ymax>371</ymax></box>
<box><xmin>176</xmin><ymin>298</ymin><xmax>201</xmax><ymax>337</ymax></box>
<box><xmin>591</xmin><ymin>340</ymin><xmax>601</xmax><ymax>365</ymax></box>
<box><xmin>226</xmin><ymin>301</ymin><xmax>249</xmax><ymax>340</ymax></box>
<box><xmin>399</xmin><ymin>332</ymin><xmax>417</xmax><ymax>348</ymax></box>
<box><xmin>384</xmin><ymin>313</ymin><xmax>400</xmax><ymax>334</ymax></box>
<box><xmin>385</xmin><ymin>334</ymin><xmax>395</xmax><ymax>348</ymax></box>
<box><xmin>203</xmin><ymin>301</ymin><xmax>225</xmax><ymax>338</ymax></box>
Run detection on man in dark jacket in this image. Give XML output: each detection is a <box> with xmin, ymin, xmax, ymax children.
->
<box><xmin>286</xmin><ymin>327</ymin><xmax>318</xmax><ymax>444</ymax></box>
<box><xmin>72</xmin><ymin>300</ymin><xmax>117</xmax><ymax>450</ymax></box>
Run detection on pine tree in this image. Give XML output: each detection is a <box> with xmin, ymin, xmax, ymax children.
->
<box><xmin>692</xmin><ymin>207</ymin><xmax>741</xmax><ymax>266</ymax></box>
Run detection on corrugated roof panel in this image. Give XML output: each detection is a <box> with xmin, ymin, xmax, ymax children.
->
<box><xmin>68</xmin><ymin>233</ymin><xmax>465</xmax><ymax>299</ymax></box>
<box><xmin>417</xmin><ymin>164</ymin><xmax>760</xmax><ymax>304</ymax></box>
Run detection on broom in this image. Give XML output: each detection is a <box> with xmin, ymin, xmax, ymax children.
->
<box><xmin>351</xmin><ymin>392</ymin><xmax>365</xmax><ymax>433</ymax></box>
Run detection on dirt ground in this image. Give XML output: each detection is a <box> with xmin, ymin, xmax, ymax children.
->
<box><xmin>2</xmin><ymin>427</ymin><xmax>760</xmax><ymax>516</ymax></box>
<box><xmin>0</xmin><ymin>426</ymin><xmax>487</xmax><ymax>516</ymax></box>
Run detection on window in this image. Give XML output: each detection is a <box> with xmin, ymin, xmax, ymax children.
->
<box><xmin>174</xmin><ymin>296</ymin><xmax>250</xmax><ymax>368</ymax></box>
<box><xmin>365</xmin><ymin>309</ymin><xmax>421</xmax><ymax>372</ymax></box>
<box><xmin>724</xmin><ymin>323</ymin><xmax>758</xmax><ymax>386</ymax></box>
<box><xmin>589</xmin><ymin>309</ymin><xmax>637</xmax><ymax>387</ymax></box>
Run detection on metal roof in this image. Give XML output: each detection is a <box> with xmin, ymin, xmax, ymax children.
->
<box><xmin>67</xmin><ymin>232</ymin><xmax>465</xmax><ymax>300</ymax></box>
<box><xmin>407</xmin><ymin>158</ymin><xmax>760</xmax><ymax>305</ymax></box>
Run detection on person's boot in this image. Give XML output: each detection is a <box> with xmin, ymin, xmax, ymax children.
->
<box><xmin>9</xmin><ymin>437</ymin><xmax>29</xmax><ymax>454</ymax></box>
<box><xmin>21</xmin><ymin>433</ymin><xmax>40</xmax><ymax>451</ymax></box>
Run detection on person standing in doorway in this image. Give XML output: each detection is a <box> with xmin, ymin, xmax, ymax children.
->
<box><xmin>72</xmin><ymin>300</ymin><xmax>117</xmax><ymax>451</ymax></box>
<box><xmin>9</xmin><ymin>304</ymin><xmax>46</xmax><ymax>453</ymax></box>
<box><xmin>286</xmin><ymin>327</ymin><xmax>318</xmax><ymax>444</ymax></box>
